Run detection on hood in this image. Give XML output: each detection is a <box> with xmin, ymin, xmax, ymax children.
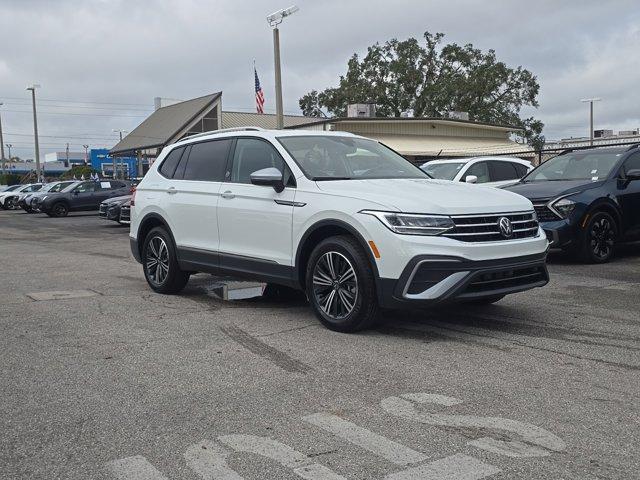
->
<box><xmin>103</xmin><ymin>195</ymin><xmax>131</xmax><ymax>205</ymax></box>
<box><xmin>504</xmin><ymin>179</ymin><xmax>603</xmax><ymax>201</ymax></box>
<box><xmin>315</xmin><ymin>178</ymin><xmax>533</xmax><ymax>215</ymax></box>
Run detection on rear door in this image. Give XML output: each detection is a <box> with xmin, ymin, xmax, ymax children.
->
<box><xmin>216</xmin><ymin>137</ymin><xmax>296</xmax><ymax>278</ymax></box>
<box><xmin>487</xmin><ymin>161</ymin><xmax>522</xmax><ymax>187</ymax></box>
<box><xmin>167</xmin><ymin>139</ymin><xmax>231</xmax><ymax>256</ymax></box>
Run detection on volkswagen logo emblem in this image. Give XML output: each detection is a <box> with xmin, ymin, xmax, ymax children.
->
<box><xmin>498</xmin><ymin>217</ymin><xmax>513</xmax><ymax>238</ymax></box>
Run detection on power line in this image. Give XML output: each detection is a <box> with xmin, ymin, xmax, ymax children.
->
<box><xmin>0</xmin><ymin>96</ymin><xmax>153</xmax><ymax>107</ymax></box>
<box><xmin>1</xmin><ymin>109</ymin><xmax>149</xmax><ymax>118</ymax></box>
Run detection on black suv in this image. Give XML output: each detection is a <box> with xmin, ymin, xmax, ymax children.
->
<box><xmin>505</xmin><ymin>145</ymin><xmax>640</xmax><ymax>263</ymax></box>
<box><xmin>39</xmin><ymin>180</ymin><xmax>132</xmax><ymax>217</ymax></box>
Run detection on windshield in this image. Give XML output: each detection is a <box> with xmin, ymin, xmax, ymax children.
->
<box><xmin>3</xmin><ymin>185</ymin><xmax>21</xmax><ymax>192</ymax></box>
<box><xmin>525</xmin><ymin>151</ymin><xmax>622</xmax><ymax>182</ymax></box>
<box><xmin>277</xmin><ymin>136</ymin><xmax>429</xmax><ymax>180</ymax></box>
<box><xmin>422</xmin><ymin>162</ymin><xmax>465</xmax><ymax>180</ymax></box>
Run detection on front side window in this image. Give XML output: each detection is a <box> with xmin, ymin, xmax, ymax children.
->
<box><xmin>422</xmin><ymin>162</ymin><xmax>465</xmax><ymax>180</ymax></box>
<box><xmin>182</xmin><ymin>140</ymin><xmax>231</xmax><ymax>181</ymax></box>
<box><xmin>74</xmin><ymin>182</ymin><xmax>95</xmax><ymax>193</ymax></box>
<box><xmin>489</xmin><ymin>161</ymin><xmax>519</xmax><ymax>181</ymax></box>
<box><xmin>513</xmin><ymin>163</ymin><xmax>530</xmax><ymax>178</ymax></box>
<box><xmin>525</xmin><ymin>151</ymin><xmax>623</xmax><ymax>182</ymax></box>
<box><xmin>464</xmin><ymin>162</ymin><xmax>490</xmax><ymax>183</ymax></box>
<box><xmin>278</xmin><ymin>135</ymin><xmax>427</xmax><ymax>180</ymax></box>
<box><xmin>622</xmin><ymin>152</ymin><xmax>640</xmax><ymax>175</ymax></box>
<box><xmin>231</xmin><ymin>138</ymin><xmax>285</xmax><ymax>184</ymax></box>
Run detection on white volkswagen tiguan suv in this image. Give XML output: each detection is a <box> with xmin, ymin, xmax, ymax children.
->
<box><xmin>130</xmin><ymin>128</ymin><xmax>549</xmax><ymax>332</ymax></box>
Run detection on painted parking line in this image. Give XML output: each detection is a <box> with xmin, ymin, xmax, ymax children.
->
<box><xmin>105</xmin><ymin>456</ymin><xmax>169</xmax><ymax>480</ymax></box>
<box><xmin>385</xmin><ymin>454</ymin><xmax>501</xmax><ymax>480</ymax></box>
<box><xmin>303</xmin><ymin>412</ymin><xmax>429</xmax><ymax>465</ymax></box>
<box><xmin>184</xmin><ymin>440</ymin><xmax>242</xmax><ymax>480</ymax></box>
<box><xmin>381</xmin><ymin>393</ymin><xmax>565</xmax><ymax>458</ymax></box>
<box><xmin>218</xmin><ymin>434</ymin><xmax>346</xmax><ymax>480</ymax></box>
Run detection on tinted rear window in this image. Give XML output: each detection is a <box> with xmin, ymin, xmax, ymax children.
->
<box><xmin>182</xmin><ymin>140</ymin><xmax>231</xmax><ymax>182</ymax></box>
<box><xmin>159</xmin><ymin>147</ymin><xmax>185</xmax><ymax>178</ymax></box>
<box><xmin>489</xmin><ymin>161</ymin><xmax>519</xmax><ymax>181</ymax></box>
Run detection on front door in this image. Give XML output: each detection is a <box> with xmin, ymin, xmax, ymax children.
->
<box><xmin>71</xmin><ymin>181</ymin><xmax>97</xmax><ymax>209</ymax></box>
<box><xmin>617</xmin><ymin>152</ymin><xmax>640</xmax><ymax>238</ymax></box>
<box><xmin>216</xmin><ymin>137</ymin><xmax>296</xmax><ymax>282</ymax></box>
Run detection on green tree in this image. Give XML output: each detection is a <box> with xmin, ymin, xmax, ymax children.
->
<box><xmin>301</xmin><ymin>31</ymin><xmax>543</xmax><ymax>147</ymax></box>
<box><xmin>60</xmin><ymin>165</ymin><xmax>99</xmax><ymax>180</ymax></box>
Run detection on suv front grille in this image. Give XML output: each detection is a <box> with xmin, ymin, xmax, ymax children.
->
<box><xmin>444</xmin><ymin>211</ymin><xmax>538</xmax><ymax>242</ymax></box>
<box><xmin>461</xmin><ymin>265</ymin><xmax>548</xmax><ymax>295</ymax></box>
<box><xmin>98</xmin><ymin>203</ymin><xmax>108</xmax><ymax>218</ymax></box>
<box><xmin>533</xmin><ymin>202</ymin><xmax>561</xmax><ymax>222</ymax></box>
<box><xmin>119</xmin><ymin>205</ymin><xmax>131</xmax><ymax>223</ymax></box>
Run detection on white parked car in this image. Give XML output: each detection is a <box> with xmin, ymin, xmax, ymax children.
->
<box><xmin>0</xmin><ymin>183</ymin><xmax>43</xmax><ymax>209</ymax></box>
<box><xmin>130</xmin><ymin>128</ymin><xmax>548</xmax><ymax>332</ymax></box>
<box><xmin>421</xmin><ymin>156</ymin><xmax>533</xmax><ymax>187</ymax></box>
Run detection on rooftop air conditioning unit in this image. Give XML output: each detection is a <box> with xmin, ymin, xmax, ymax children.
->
<box><xmin>618</xmin><ymin>129</ymin><xmax>639</xmax><ymax>136</ymax></box>
<box><xmin>594</xmin><ymin>129</ymin><xmax>614</xmax><ymax>138</ymax></box>
<box><xmin>447</xmin><ymin>111</ymin><xmax>470</xmax><ymax>121</ymax></box>
<box><xmin>347</xmin><ymin>104</ymin><xmax>376</xmax><ymax>118</ymax></box>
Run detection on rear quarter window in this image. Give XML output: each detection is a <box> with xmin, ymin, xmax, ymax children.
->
<box><xmin>159</xmin><ymin>147</ymin><xmax>185</xmax><ymax>178</ymax></box>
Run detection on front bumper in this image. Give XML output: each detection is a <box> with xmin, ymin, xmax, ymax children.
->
<box><xmin>540</xmin><ymin>218</ymin><xmax>578</xmax><ymax>249</ymax></box>
<box><xmin>378</xmin><ymin>252</ymin><xmax>549</xmax><ymax>308</ymax></box>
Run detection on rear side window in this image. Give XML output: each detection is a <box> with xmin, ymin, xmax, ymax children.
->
<box><xmin>513</xmin><ymin>163</ymin><xmax>530</xmax><ymax>178</ymax></box>
<box><xmin>182</xmin><ymin>140</ymin><xmax>231</xmax><ymax>181</ymax></box>
<box><xmin>489</xmin><ymin>161</ymin><xmax>519</xmax><ymax>181</ymax></box>
<box><xmin>159</xmin><ymin>147</ymin><xmax>185</xmax><ymax>178</ymax></box>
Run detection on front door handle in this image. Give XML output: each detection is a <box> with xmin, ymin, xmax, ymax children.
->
<box><xmin>221</xmin><ymin>191</ymin><xmax>235</xmax><ymax>199</ymax></box>
<box><xmin>166</xmin><ymin>187</ymin><xmax>177</xmax><ymax>195</ymax></box>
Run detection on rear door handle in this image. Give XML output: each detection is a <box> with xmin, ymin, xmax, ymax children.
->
<box><xmin>221</xmin><ymin>191</ymin><xmax>235</xmax><ymax>199</ymax></box>
<box><xmin>166</xmin><ymin>187</ymin><xmax>177</xmax><ymax>195</ymax></box>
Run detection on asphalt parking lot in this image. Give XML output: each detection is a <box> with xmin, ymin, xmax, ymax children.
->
<box><xmin>1</xmin><ymin>210</ymin><xmax>638</xmax><ymax>480</ymax></box>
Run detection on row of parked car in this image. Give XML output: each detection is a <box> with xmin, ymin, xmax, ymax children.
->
<box><xmin>0</xmin><ymin>179</ymin><xmax>133</xmax><ymax>224</ymax></box>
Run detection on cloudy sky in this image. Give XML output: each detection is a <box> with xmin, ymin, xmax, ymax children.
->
<box><xmin>1</xmin><ymin>0</ymin><xmax>639</xmax><ymax>159</ymax></box>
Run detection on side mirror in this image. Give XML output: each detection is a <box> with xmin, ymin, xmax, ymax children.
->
<box><xmin>626</xmin><ymin>169</ymin><xmax>640</xmax><ymax>181</ymax></box>
<box><xmin>250</xmin><ymin>167</ymin><xmax>285</xmax><ymax>193</ymax></box>
<box><xmin>465</xmin><ymin>175</ymin><xmax>478</xmax><ymax>184</ymax></box>
<box><xmin>73</xmin><ymin>190</ymin><xmax>79</xmax><ymax>195</ymax></box>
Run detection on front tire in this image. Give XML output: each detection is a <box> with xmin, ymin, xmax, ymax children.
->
<box><xmin>142</xmin><ymin>226</ymin><xmax>190</xmax><ymax>294</ymax></box>
<box><xmin>305</xmin><ymin>235</ymin><xmax>379</xmax><ymax>332</ymax></box>
<box><xmin>5</xmin><ymin>197</ymin><xmax>16</xmax><ymax>209</ymax></box>
<box><xmin>50</xmin><ymin>202</ymin><xmax>69</xmax><ymax>217</ymax></box>
<box><xmin>578</xmin><ymin>211</ymin><xmax>617</xmax><ymax>263</ymax></box>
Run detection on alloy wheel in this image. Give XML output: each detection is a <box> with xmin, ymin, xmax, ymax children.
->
<box><xmin>53</xmin><ymin>203</ymin><xmax>68</xmax><ymax>216</ymax></box>
<box><xmin>146</xmin><ymin>236</ymin><xmax>170</xmax><ymax>286</ymax></box>
<box><xmin>312</xmin><ymin>251</ymin><xmax>358</xmax><ymax>320</ymax></box>
<box><xmin>590</xmin><ymin>217</ymin><xmax>615</xmax><ymax>260</ymax></box>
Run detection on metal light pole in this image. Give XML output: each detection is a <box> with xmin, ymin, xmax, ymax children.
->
<box><xmin>6</xmin><ymin>144</ymin><xmax>12</xmax><ymax>161</ymax></box>
<box><xmin>26</xmin><ymin>84</ymin><xmax>42</xmax><ymax>181</ymax></box>
<box><xmin>581</xmin><ymin>98</ymin><xmax>602</xmax><ymax>146</ymax></box>
<box><xmin>0</xmin><ymin>102</ymin><xmax>5</xmax><ymax>176</ymax></box>
<box><xmin>112</xmin><ymin>130</ymin><xmax>128</xmax><ymax>179</ymax></box>
<box><xmin>267</xmin><ymin>5</ymin><xmax>299</xmax><ymax>130</ymax></box>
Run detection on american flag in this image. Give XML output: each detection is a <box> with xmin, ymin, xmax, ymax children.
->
<box><xmin>254</xmin><ymin>67</ymin><xmax>265</xmax><ymax>114</ymax></box>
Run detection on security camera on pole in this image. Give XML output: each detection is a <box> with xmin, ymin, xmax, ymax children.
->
<box><xmin>267</xmin><ymin>5</ymin><xmax>299</xmax><ymax>130</ymax></box>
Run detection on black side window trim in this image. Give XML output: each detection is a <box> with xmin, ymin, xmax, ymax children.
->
<box><xmin>224</xmin><ymin>136</ymin><xmax>296</xmax><ymax>188</ymax></box>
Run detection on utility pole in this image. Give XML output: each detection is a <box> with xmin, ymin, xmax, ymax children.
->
<box><xmin>83</xmin><ymin>144</ymin><xmax>89</xmax><ymax>169</ymax></box>
<box><xmin>26</xmin><ymin>84</ymin><xmax>42</xmax><ymax>182</ymax></box>
<box><xmin>112</xmin><ymin>130</ymin><xmax>128</xmax><ymax>179</ymax></box>
<box><xmin>65</xmin><ymin>143</ymin><xmax>70</xmax><ymax>167</ymax></box>
<box><xmin>267</xmin><ymin>5</ymin><xmax>299</xmax><ymax>130</ymax></box>
<box><xmin>6</xmin><ymin>144</ymin><xmax>12</xmax><ymax>161</ymax></box>
<box><xmin>0</xmin><ymin>102</ymin><xmax>5</xmax><ymax>176</ymax></box>
<box><xmin>581</xmin><ymin>98</ymin><xmax>602</xmax><ymax>146</ymax></box>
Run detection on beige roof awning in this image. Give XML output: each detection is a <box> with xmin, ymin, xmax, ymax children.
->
<box><xmin>370</xmin><ymin>134</ymin><xmax>531</xmax><ymax>157</ymax></box>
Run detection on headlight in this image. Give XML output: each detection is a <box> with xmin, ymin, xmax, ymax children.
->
<box><xmin>360</xmin><ymin>210</ymin><xmax>455</xmax><ymax>235</ymax></box>
<box><xmin>551</xmin><ymin>197</ymin><xmax>576</xmax><ymax>219</ymax></box>
<box><xmin>41</xmin><ymin>196</ymin><xmax>48</xmax><ymax>201</ymax></box>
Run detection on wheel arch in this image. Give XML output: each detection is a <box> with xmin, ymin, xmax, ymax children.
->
<box><xmin>294</xmin><ymin>219</ymin><xmax>380</xmax><ymax>291</ymax></box>
<box><xmin>136</xmin><ymin>213</ymin><xmax>178</xmax><ymax>260</ymax></box>
<box><xmin>583</xmin><ymin>199</ymin><xmax>622</xmax><ymax>234</ymax></box>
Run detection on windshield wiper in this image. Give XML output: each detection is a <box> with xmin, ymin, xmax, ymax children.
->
<box><xmin>313</xmin><ymin>176</ymin><xmax>353</xmax><ymax>181</ymax></box>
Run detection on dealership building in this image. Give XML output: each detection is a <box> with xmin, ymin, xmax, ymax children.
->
<box><xmin>110</xmin><ymin>92</ymin><xmax>529</xmax><ymax>171</ymax></box>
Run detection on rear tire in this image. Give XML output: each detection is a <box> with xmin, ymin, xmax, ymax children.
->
<box><xmin>305</xmin><ymin>235</ymin><xmax>379</xmax><ymax>333</ymax></box>
<box><xmin>5</xmin><ymin>198</ymin><xmax>16</xmax><ymax>209</ymax></box>
<box><xmin>50</xmin><ymin>202</ymin><xmax>69</xmax><ymax>217</ymax></box>
<box><xmin>578</xmin><ymin>211</ymin><xmax>617</xmax><ymax>263</ymax></box>
<box><xmin>142</xmin><ymin>226</ymin><xmax>190</xmax><ymax>294</ymax></box>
